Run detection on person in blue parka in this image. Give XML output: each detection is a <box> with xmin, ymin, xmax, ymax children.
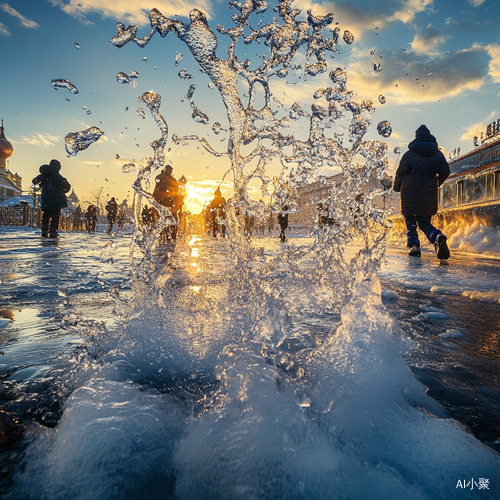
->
<box><xmin>32</xmin><ymin>159</ymin><xmax>71</xmax><ymax>238</ymax></box>
<box><xmin>393</xmin><ymin>125</ymin><xmax>450</xmax><ymax>259</ymax></box>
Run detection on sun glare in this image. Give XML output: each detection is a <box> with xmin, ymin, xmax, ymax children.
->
<box><xmin>184</xmin><ymin>183</ymin><xmax>217</xmax><ymax>214</ymax></box>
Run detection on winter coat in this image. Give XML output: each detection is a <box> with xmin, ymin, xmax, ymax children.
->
<box><xmin>393</xmin><ymin>126</ymin><xmax>450</xmax><ymax>217</ymax></box>
<box><xmin>32</xmin><ymin>160</ymin><xmax>71</xmax><ymax>211</ymax></box>
<box><xmin>153</xmin><ymin>171</ymin><xmax>179</xmax><ymax>209</ymax></box>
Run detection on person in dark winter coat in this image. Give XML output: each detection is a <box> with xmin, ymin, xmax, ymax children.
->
<box><xmin>152</xmin><ymin>165</ymin><xmax>180</xmax><ymax>241</ymax></box>
<box><xmin>105</xmin><ymin>197</ymin><xmax>118</xmax><ymax>235</ymax></box>
<box><xmin>207</xmin><ymin>188</ymin><xmax>227</xmax><ymax>237</ymax></box>
<box><xmin>278</xmin><ymin>206</ymin><xmax>289</xmax><ymax>243</ymax></box>
<box><xmin>32</xmin><ymin>159</ymin><xmax>71</xmax><ymax>238</ymax></box>
<box><xmin>85</xmin><ymin>204</ymin><xmax>98</xmax><ymax>233</ymax></box>
<box><xmin>393</xmin><ymin>125</ymin><xmax>450</xmax><ymax>259</ymax></box>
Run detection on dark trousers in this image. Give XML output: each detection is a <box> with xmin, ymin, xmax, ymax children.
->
<box><xmin>405</xmin><ymin>215</ymin><xmax>441</xmax><ymax>247</ymax></box>
<box><xmin>41</xmin><ymin>209</ymin><xmax>61</xmax><ymax>234</ymax></box>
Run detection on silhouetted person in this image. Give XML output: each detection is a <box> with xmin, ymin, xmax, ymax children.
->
<box><xmin>105</xmin><ymin>197</ymin><xmax>118</xmax><ymax>235</ymax></box>
<box><xmin>85</xmin><ymin>205</ymin><xmax>98</xmax><ymax>233</ymax></box>
<box><xmin>117</xmin><ymin>211</ymin><xmax>125</xmax><ymax>231</ymax></box>
<box><xmin>393</xmin><ymin>125</ymin><xmax>450</xmax><ymax>259</ymax></box>
<box><xmin>278</xmin><ymin>206</ymin><xmax>289</xmax><ymax>243</ymax></box>
<box><xmin>153</xmin><ymin>165</ymin><xmax>180</xmax><ymax>241</ymax></box>
<box><xmin>32</xmin><ymin>159</ymin><xmax>71</xmax><ymax>238</ymax></box>
<box><xmin>207</xmin><ymin>187</ymin><xmax>227</xmax><ymax>237</ymax></box>
<box><xmin>73</xmin><ymin>205</ymin><xmax>82</xmax><ymax>230</ymax></box>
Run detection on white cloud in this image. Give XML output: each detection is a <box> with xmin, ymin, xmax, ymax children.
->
<box><xmin>460</xmin><ymin>112</ymin><xmax>497</xmax><ymax>141</ymax></box>
<box><xmin>486</xmin><ymin>44</ymin><xmax>500</xmax><ymax>83</ymax></box>
<box><xmin>411</xmin><ymin>24</ymin><xmax>447</xmax><ymax>55</ymax></box>
<box><xmin>13</xmin><ymin>132</ymin><xmax>60</xmax><ymax>148</ymax></box>
<box><xmin>48</xmin><ymin>0</ymin><xmax>214</xmax><ymax>26</ymax></box>
<box><xmin>346</xmin><ymin>44</ymin><xmax>489</xmax><ymax>104</ymax></box>
<box><xmin>468</xmin><ymin>0</ymin><xmax>486</xmax><ymax>6</ymax></box>
<box><xmin>292</xmin><ymin>0</ymin><xmax>434</xmax><ymax>39</ymax></box>
<box><xmin>1</xmin><ymin>3</ymin><xmax>39</xmax><ymax>28</ymax></box>
<box><xmin>0</xmin><ymin>21</ymin><xmax>10</xmax><ymax>35</ymax></box>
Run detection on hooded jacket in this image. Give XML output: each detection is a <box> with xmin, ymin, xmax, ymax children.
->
<box><xmin>393</xmin><ymin>125</ymin><xmax>450</xmax><ymax>217</ymax></box>
<box><xmin>32</xmin><ymin>160</ymin><xmax>71</xmax><ymax>211</ymax></box>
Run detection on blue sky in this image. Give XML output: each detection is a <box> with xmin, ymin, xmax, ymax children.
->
<box><xmin>1</xmin><ymin>0</ymin><xmax>499</xmax><ymax>212</ymax></box>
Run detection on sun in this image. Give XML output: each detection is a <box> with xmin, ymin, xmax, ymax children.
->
<box><xmin>183</xmin><ymin>182</ymin><xmax>216</xmax><ymax>214</ymax></box>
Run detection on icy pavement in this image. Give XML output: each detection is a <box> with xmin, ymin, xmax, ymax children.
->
<box><xmin>1</xmin><ymin>227</ymin><xmax>499</xmax><ymax>499</ymax></box>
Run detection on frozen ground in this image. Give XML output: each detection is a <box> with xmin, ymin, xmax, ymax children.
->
<box><xmin>0</xmin><ymin>226</ymin><xmax>499</xmax><ymax>499</ymax></box>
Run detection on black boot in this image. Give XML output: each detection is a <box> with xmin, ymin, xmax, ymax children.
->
<box><xmin>435</xmin><ymin>234</ymin><xmax>450</xmax><ymax>259</ymax></box>
<box><xmin>408</xmin><ymin>245</ymin><xmax>421</xmax><ymax>257</ymax></box>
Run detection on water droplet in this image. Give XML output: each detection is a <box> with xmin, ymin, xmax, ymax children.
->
<box><xmin>116</xmin><ymin>154</ymin><xmax>120</xmax><ymax>159</ymax></box>
<box><xmin>370</xmin><ymin>49</ymin><xmax>376</xmax><ymax>55</ymax></box>
<box><xmin>343</xmin><ymin>30</ymin><xmax>354</xmax><ymax>44</ymax></box>
<box><xmin>373</xmin><ymin>63</ymin><xmax>382</xmax><ymax>73</ymax></box>
<box><xmin>128</xmin><ymin>70</ymin><xmax>139</xmax><ymax>79</ymax></box>
<box><xmin>178</xmin><ymin>69</ymin><xmax>193</xmax><ymax>80</ymax></box>
<box><xmin>137</xmin><ymin>108</ymin><xmax>146</xmax><ymax>119</ymax></box>
<box><xmin>208</xmin><ymin>82</ymin><xmax>216</xmax><ymax>88</ymax></box>
<box><xmin>65</xmin><ymin>126</ymin><xmax>104</xmax><ymax>156</ymax></box>
<box><xmin>377</xmin><ymin>121</ymin><xmax>392</xmax><ymax>138</ymax></box>
<box><xmin>143</xmin><ymin>56</ymin><xmax>148</xmax><ymax>61</ymax></box>
<box><xmin>86</xmin><ymin>110</ymin><xmax>91</xmax><ymax>115</ymax></box>
<box><xmin>378</xmin><ymin>95</ymin><xmax>386</xmax><ymax>104</ymax></box>
<box><xmin>82</xmin><ymin>106</ymin><xmax>87</xmax><ymax>110</ymax></box>
<box><xmin>212</xmin><ymin>122</ymin><xmax>222</xmax><ymax>135</ymax></box>
<box><xmin>122</xmin><ymin>163</ymin><xmax>136</xmax><ymax>173</ymax></box>
<box><xmin>185</xmin><ymin>84</ymin><xmax>196</xmax><ymax>100</ymax></box>
<box><xmin>117</xmin><ymin>72</ymin><xmax>130</xmax><ymax>84</ymax></box>
<box><xmin>125</xmin><ymin>106</ymin><xmax>129</xmax><ymax>111</ymax></box>
<box><xmin>154</xmin><ymin>66</ymin><xmax>157</xmax><ymax>69</ymax></box>
<box><xmin>394</xmin><ymin>147</ymin><xmax>401</xmax><ymax>154</ymax></box>
<box><xmin>427</xmin><ymin>72</ymin><xmax>432</xmax><ymax>76</ymax></box>
<box><xmin>191</xmin><ymin>102</ymin><xmax>209</xmax><ymax>124</ymax></box>
<box><xmin>66</xmin><ymin>99</ymin><xmax>70</xmax><ymax>102</ymax></box>
<box><xmin>51</xmin><ymin>79</ymin><xmax>79</xmax><ymax>94</ymax></box>
<box><xmin>175</xmin><ymin>53</ymin><xmax>183</xmax><ymax>66</ymax></box>
<box><xmin>74</xmin><ymin>43</ymin><xmax>80</xmax><ymax>49</ymax></box>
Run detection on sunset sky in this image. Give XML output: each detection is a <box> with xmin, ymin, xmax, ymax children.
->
<box><xmin>1</xmin><ymin>0</ymin><xmax>499</xmax><ymax>212</ymax></box>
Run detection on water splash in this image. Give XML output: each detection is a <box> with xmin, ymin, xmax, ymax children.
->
<box><xmin>74</xmin><ymin>42</ymin><xmax>80</xmax><ymax>49</ymax></box>
<box><xmin>373</xmin><ymin>62</ymin><xmax>382</xmax><ymax>72</ymax></box>
<box><xmin>128</xmin><ymin>70</ymin><xmax>139</xmax><ymax>79</ymax></box>
<box><xmin>343</xmin><ymin>30</ymin><xmax>354</xmax><ymax>44</ymax></box>
<box><xmin>174</xmin><ymin>53</ymin><xmax>183</xmax><ymax>66</ymax></box>
<box><xmin>51</xmin><ymin>79</ymin><xmax>79</xmax><ymax>94</ymax></box>
<box><xmin>116</xmin><ymin>72</ymin><xmax>130</xmax><ymax>84</ymax></box>
<box><xmin>136</xmin><ymin>108</ymin><xmax>146</xmax><ymax>119</ymax></box>
<box><xmin>378</xmin><ymin>95</ymin><xmax>386</xmax><ymax>104</ymax></box>
<box><xmin>190</xmin><ymin>102</ymin><xmax>209</xmax><ymax>124</ymax></box>
<box><xmin>178</xmin><ymin>69</ymin><xmax>193</xmax><ymax>80</ymax></box>
<box><xmin>122</xmin><ymin>163</ymin><xmax>136</xmax><ymax>173</ymax></box>
<box><xmin>377</xmin><ymin>121</ymin><xmax>392</xmax><ymax>138</ymax></box>
<box><xmin>212</xmin><ymin>122</ymin><xmax>222</xmax><ymax>134</ymax></box>
<box><xmin>64</xmin><ymin>127</ymin><xmax>104</xmax><ymax>156</ymax></box>
<box><xmin>394</xmin><ymin>147</ymin><xmax>401</xmax><ymax>154</ymax></box>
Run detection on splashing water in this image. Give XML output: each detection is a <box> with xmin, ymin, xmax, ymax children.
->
<box><xmin>394</xmin><ymin>147</ymin><xmax>401</xmax><ymax>154</ymax></box>
<box><xmin>185</xmin><ymin>84</ymin><xmax>196</xmax><ymax>100</ymax></box>
<box><xmin>13</xmin><ymin>2</ymin><xmax>500</xmax><ymax>498</ymax></box>
<box><xmin>116</xmin><ymin>72</ymin><xmax>130</xmax><ymax>84</ymax></box>
<box><xmin>212</xmin><ymin>122</ymin><xmax>222</xmax><ymax>134</ymax></box>
<box><xmin>370</xmin><ymin>48</ymin><xmax>376</xmax><ymax>55</ymax></box>
<box><xmin>378</xmin><ymin>95</ymin><xmax>386</xmax><ymax>104</ymax></box>
<box><xmin>174</xmin><ymin>53</ymin><xmax>183</xmax><ymax>66</ymax></box>
<box><xmin>178</xmin><ymin>69</ymin><xmax>193</xmax><ymax>80</ymax></box>
<box><xmin>373</xmin><ymin>62</ymin><xmax>382</xmax><ymax>72</ymax></box>
<box><xmin>128</xmin><ymin>70</ymin><xmax>139</xmax><ymax>79</ymax></box>
<box><xmin>74</xmin><ymin>42</ymin><xmax>80</xmax><ymax>49</ymax></box>
<box><xmin>51</xmin><ymin>79</ymin><xmax>79</xmax><ymax>94</ymax></box>
<box><xmin>64</xmin><ymin>126</ymin><xmax>104</xmax><ymax>156</ymax></box>
<box><xmin>122</xmin><ymin>163</ymin><xmax>136</xmax><ymax>173</ymax></box>
<box><xmin>343</xmin><ymin>30</ymin><xmax>354</xmax><ymax>44</ymax></box>
<box><xmin>136</xmin><ymin>107</ymin><xmax>146</xmax><ymax>119</ymax></box>
<box><xmin>377</xmin><ymin>120</ymin><xmax>392</xmax><ymax>138</ymax></box>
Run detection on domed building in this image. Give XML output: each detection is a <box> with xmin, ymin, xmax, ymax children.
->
<box><xmin>0</xmin><ymin>119</ymin><xmax>22</xmax><ymax>202</ymax></box>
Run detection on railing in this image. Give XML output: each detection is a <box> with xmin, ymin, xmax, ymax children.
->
<box><xmin>0</xmin><ymin>206</ymin><xmax>41</xmax><ymax>227</ymax></box>
<box><xmin>0</xmin><ymin>206</ymin><xmax>87</xmax><ymax>230</ymax></box>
